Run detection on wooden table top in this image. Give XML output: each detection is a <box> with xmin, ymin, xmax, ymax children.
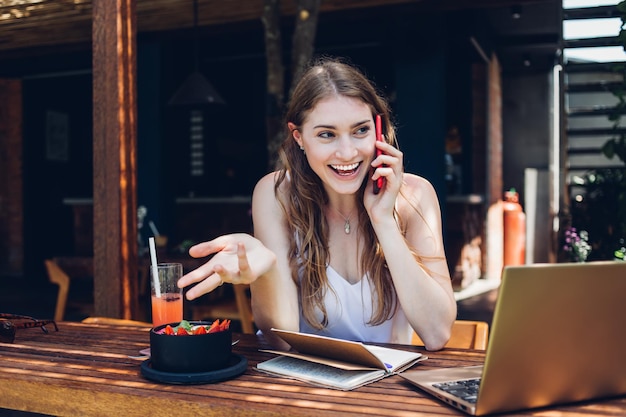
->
<box><xmin>1</xmin><ymin>321</ymin><xmax>625</xmax><ymax>416</ymax></box>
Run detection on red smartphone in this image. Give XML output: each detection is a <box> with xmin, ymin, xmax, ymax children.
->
<box><xmin>373</xmin><ymin>114</ymin><xmax>385</xmax><ymax>194</ymax></box>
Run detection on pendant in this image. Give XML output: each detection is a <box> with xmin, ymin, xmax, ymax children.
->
<box><xmin>344</xmin><ymin>220</ymin><xmax>350</xmax><ymax>234</ymax></box>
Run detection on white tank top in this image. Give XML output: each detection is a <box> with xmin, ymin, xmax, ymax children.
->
<box><xmin>298</xmin><ymin>265</ymin><xmax>412</xmax><ymax>344</ymax></box>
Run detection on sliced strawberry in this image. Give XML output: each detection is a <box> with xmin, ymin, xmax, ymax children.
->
<box><xmin>176</xmin><ymin>327</ymin><xmax>189</xmax><ymax>336</ymax></box>
<box><xmin>219</xmin><ymin>319</ymin><xmax>231</xmax><ymax>331</ymax></box>
<box><xmin>164</xmin><ymin>325</ymin><xmax>175</xmax><ymax>335</ymax></box>
<box><xmin>193</xmin><ymin>325</ymin><xmax>207</xmax><ymax>335</ymax></box>
<box><xmin>208</xmin><ymin>319</ymin><xmax>221</xmax><ymax>333</ymax></box>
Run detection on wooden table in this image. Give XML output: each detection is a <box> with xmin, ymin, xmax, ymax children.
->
<box><xmin>1</xmin><ymin>322</ymin><xmax>624</xmax><ymax>416</ymax></box>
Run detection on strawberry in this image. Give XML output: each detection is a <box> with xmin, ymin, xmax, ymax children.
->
<box><xmin>193</xmin><ymin>325</ymin><xmax>207</xmax><ymax>335</ymax></box>
<box><xmin>164</xmin><ymin>325</ymin><xmax>175</xmax><ymax>335</ymax></box>
<box><xmin>208</xmin><ymin>319</ymin><xmax>221</xmax><ymax>333</ymax></box>
<box><xmin>176</xmin><ymin>327</ymin><xmax>189</xmax><ymax>336</ymax></box>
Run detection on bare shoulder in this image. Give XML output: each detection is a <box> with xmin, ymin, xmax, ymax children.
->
<box><xmin>396</xmin><ymin>173</ymin><xmax>443</xmax><ymax>232</ymax></box>
<box><xmin>398</xmin><ymin>173</ymin><xmax>439</xmax><ymax>210</ymax></box>
<box><xmin>254</xmin><ymin>171</ymin><xmax>278</xmax><ymax>194</ymax></box>
<box><xmin>253</xmin><ymin>172</ymin><xmax>284</xmax><ymax>202</ymax></box>
<box><xmin>398</xmin><ymin>174</ymin><xmax>446</xmax><ymax>258</ymax></box>
<box><xmin>401</xmin><ymin>173</ymin><xmax>435</xmax><ymax>192</ymax></box>
<box><xmin>252</xmin><ymin>172</ymin><xmax>290</xmax><ymax>251</ymax></box>
<box><xmin>252</xmin><ymin>171</ymin><xmax>286</xmax><ymax>219</ymax></box>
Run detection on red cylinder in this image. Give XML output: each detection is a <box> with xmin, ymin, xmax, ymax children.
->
<box><xmin>503</xmin><ymin>189</ymin><xmax>526</xmax><ymax>266</ymax></box>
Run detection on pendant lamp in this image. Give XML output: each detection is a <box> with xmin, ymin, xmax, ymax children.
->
<box><xmin>168</xmin><ymin>0</ymin><xmax>225</xmax><ymax>106</ymax></box>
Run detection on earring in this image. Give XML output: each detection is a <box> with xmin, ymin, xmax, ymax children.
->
<box><xmin>300</xmin><ymin>145</ymin><xmax>304</xmax><ymax>151</ymax></box>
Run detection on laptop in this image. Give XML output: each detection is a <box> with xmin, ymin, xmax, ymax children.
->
<box><xmin>400</xmin><ymin>261</ymin><xmax>626</xmax><ymax>415</ymax></box>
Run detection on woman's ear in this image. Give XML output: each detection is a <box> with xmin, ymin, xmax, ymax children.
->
<box><xmin>287</xmin><ymin>122</ymin><xmax>303</xmax><ymax>147</ymax></box>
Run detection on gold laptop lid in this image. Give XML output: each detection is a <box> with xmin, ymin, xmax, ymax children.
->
<box><xmin>476</xmin><ymin>261</ymin><xmax>626</xmax><ymax>415</ymax></box>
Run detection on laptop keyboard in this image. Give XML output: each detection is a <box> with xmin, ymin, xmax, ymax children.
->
<box><xmin>433</xmin><ymin>378</ymin><xmax>481</xmax><ymax>403</ymax></box>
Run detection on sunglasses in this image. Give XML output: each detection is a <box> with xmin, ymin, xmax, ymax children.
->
<box><xmin>0</xmin><ymin>313</ymin><xmax>58</xmax><ymax>344</ymax></box>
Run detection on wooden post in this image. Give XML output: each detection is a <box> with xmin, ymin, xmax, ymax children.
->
<box><xmin>92</xmin><ymin>0</ymin><xmax>138</xmax><ymax>319</ymax></box>
<box><xmin>485</xmin><ymin>53</ymin><xmax>504</xmax><ymax>281</ymax></box>
<box><xmin>0</xmin><ymin>79</ymin><xmax>23</xmax><ymax>275</ymax></box>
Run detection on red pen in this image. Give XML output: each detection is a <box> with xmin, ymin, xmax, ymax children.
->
<box><xmin>373</xmin><ymin>114</ymin><xmax>385</xmax><ymax>194</ymax></box>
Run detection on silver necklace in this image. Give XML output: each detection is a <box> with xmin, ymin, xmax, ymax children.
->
<box><xmin>331</xmin><ymin>206</ymin><xmax>355</xmax><ymax>234</ymax></box>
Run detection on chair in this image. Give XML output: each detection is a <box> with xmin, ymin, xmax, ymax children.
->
<box><xmin>45</xmin><ymin>259</ymin><xmax>71</xmax><ymax>322</ymax></box>
<box><xmin>191</xmin><ymin>283</ymin><xmax>254</xmax><ymax>334</ymax></box>
<box><xmin>45</xmin><ymin>257</ymin><xmax>95</xmax><ymax>322</ymax></box>
<box><xmin>411</xmin><ymin>320</ymin><xmax>489</xmax><ymax>350</ymax></box>
<box><xmin>82</xmin><ymin>317</ymin><xmax>151</xmax><ymax>327</ymax></box>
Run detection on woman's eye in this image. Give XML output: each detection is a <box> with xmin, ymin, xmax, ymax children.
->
<box><xmin>318</xmin><ymin>131</ymin><xmax>335</xmax><ymax>139</ymax></box>
<box><xmin>355</xmin><ymin>126</ymin><xmax>370</xmax><ymax>136</ymax></box>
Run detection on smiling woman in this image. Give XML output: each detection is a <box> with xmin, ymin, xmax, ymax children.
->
<box><xmin>288</xmin><ymin>95</ymin><xmax>379</xmax><ymax>197</ymax></box>
<box><xmin>176</xmin><ymin>57</ymin><xmax>457</xmax><ymax>352</ymax></box>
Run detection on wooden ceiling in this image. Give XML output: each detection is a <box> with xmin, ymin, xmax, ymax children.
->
<box><xmin>0</xmin><ymin>0</ymin><xmax>557</xmax><ymax>58</ymax></box>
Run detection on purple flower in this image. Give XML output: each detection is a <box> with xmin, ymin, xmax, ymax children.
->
<box><xmin>562</xmin><ymin>226</ymin><xmax>591</xmax><ymax>262</ymax></box>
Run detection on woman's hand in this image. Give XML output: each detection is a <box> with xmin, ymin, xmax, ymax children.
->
<box><xmin>177</xmin><ymin>233</ymin><xmax>276</xmax><ymax>301</ymax></box>
<box><xmin>364</xmin><ymin>139</ymin><xmax>404</xmax><ymax>223</ymax></box>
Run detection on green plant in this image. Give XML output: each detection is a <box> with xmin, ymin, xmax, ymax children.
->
<box><xmin>571</xmin><ymin>168</ymin><xmax>626</xmax><ymax>259</ymax></box>
<box><xmin>615</xmin><ymin>239</ymin><xmax>626</xmax><ymax>261</ymax></box>
<box><xmin>568</xmin><ymin>2</ymin><xmax>626</xmax><ymax>260</ymax></box>
<box><xmin>562</xmin><ymin>227</ymin><xmax>591</xmax><ymax>262</ymax></box>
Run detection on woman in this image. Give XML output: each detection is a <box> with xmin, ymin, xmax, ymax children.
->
<box><xmin>178</xmin><ymin>57</ymin><xmax>456</xmax><ymax>351</ymax></box>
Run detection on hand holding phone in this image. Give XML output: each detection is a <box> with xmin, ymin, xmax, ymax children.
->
<box><xmin>373</xmin><ymin>114</ymin><xmax>385</xmax><ymax>194</ymax></box>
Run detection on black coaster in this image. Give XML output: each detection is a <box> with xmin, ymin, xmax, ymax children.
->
<box><xmin>140</xmin><ymin>353</ymin><xmax>248</xmax><ymax>385</ymax></box>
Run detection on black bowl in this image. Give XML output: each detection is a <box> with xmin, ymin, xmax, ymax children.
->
<box><xmin>150</xmin><ymin>321</ymin><xmax>232</xmax><ymax>373</ymax></box>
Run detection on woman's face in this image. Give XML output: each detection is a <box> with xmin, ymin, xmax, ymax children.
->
<box><xmin>290</xmin><ymin>95</ymin><xmax>376</xmax><ymax>196</ymax></box>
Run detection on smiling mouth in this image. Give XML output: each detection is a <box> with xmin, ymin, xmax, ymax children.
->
<box><xmin>330</xmin><ymin>162</ymin><xmax>360</xmax><ymax>176</ymax></box>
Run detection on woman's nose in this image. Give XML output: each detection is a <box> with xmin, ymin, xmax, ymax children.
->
<box><xmin>335</xmin><ymin>136</ymin><xmax>358</xmax><ymax>159</ymax></box>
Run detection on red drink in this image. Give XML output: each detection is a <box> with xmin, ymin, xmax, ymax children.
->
<box><xmin>151</xmin><ymin>293</ymin><xmax>183</xmax><ymax>327</ymax></box>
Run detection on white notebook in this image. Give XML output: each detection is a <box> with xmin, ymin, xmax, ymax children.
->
<box><xmin>257</xmin><ymin>328</ymin><xmax>425</xmax><ymax>390</ymax></box>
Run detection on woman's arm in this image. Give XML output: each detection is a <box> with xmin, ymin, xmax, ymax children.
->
<box><xmin>381</xmin><ymin>175</ymin><xmax>456</xmax><ymax>351</ymax></box>
<box><xmin>176</xmin><ymin>172</ymin><xmax>298</xmax><ymax>349</ymax></box>
<box><xmin>367</xmin><ymin>141</ymin><xmax>456</xmax><ymax>351</ymax></box>
<box><xmin>249</xmin><ymin>173</ymin><xmax>300</xmax><ymax>349</ymax></box>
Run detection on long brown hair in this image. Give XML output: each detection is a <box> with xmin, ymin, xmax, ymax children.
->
<box><xmin>274</xmin><ymin>57</ymin><xmax>400</xmax><ymax>330</ymax></box>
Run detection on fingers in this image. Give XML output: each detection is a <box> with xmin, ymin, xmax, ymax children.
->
<box><xmin>236</xmin><ymin>242</ymin><xmax>253</xmax><ymax>281</ymax></box>
<box><xmin>372</xmin><ymin>166</ymin><xmax>394</xmax><ymax>183</ymax></box>
<box><xmin>177</xmin><ymin>263</ymin><xmax>215</xmax><ymax>291</ymax></box>
<box><xmin>188</xmin><ymin>237</ymin><xmax>229</xmax><ymax>258</ymax></box>
<box><xmin>372</xmin><ymin>146</ymin><xmax>403</xmax><ymax>180</ymax></box>
<box><xmin>184</xmin><ymin>272</ymin><xmax>223</xmax><ymax>301</ymax></box>
<box><xmin>211</xmin><ymin>244</ymin><xmax>252</xmax><ymax>285</ymax></box>
<box><xmin>372</xmin><ymin>143</ymin><xmax>402</xmax><ymax>166</ymax></box>
<box><xmin>179</xmin><ymin>239</ymin><xmax>253</xmax><ymax>300</ymax></box>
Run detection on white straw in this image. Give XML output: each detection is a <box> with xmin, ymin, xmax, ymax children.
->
<box><xmin>149</xmin><ymin>237</ymin><xmax>161</xmax><ymax>298</ymax></box>
<box><xmin>148</xmin><ymin>221</ymin><xmax>160</xmax><ymax>237</ymax></box>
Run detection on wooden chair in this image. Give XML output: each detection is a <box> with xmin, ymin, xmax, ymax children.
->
<box><xmin>45</xmin><ymin>259</ymin><xmax>71</xmax><ymax>322</ymax></box>
<box><xmin>411</xmin><ymin>320</ymin><xmax>489</xmax><ymax>350</ymax></box>
<box><xmin>45</xmin><ymin>257</ymin><xmax>95</xmax><ymax>322</ymax></box>
<box><xmin>191</xmin><ymin>283</ymin><xmax>254</xmax><ymax>334</ymax></box>
<box><xmin>82</xmin><ymin>317</ymin><xmax>151</xmax><ymax>327</ymax></box>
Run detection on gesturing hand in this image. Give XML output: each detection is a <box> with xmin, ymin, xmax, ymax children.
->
<box><xmin>177</xmin><ymin>233</ymin><xmax>276</xmax><ymax>300</ymax></box>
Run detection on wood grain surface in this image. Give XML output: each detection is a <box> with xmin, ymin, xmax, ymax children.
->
<box><xmin>1</xmin><ymin>322</ymin><xmax>624</xmax><ymax>416</ymax></box>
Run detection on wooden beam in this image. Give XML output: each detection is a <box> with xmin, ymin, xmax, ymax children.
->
<box><xmin>0</xmin><ymin>0</ymin><xmax>558</xmax><ymax>55</ymax></box>
<box><xmin>92</xmin><ymin>0</ymin><xmax>139</xmax><ymax>319</ymax></box>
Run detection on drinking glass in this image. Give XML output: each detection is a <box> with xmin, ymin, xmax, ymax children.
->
<box><xmin>150</xmin><ymin>263</ymin><xmax>183</xmax><ymax>327</ymax></box>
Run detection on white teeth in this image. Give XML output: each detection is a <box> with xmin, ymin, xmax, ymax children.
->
<box><xmin>331</xmin><ymin>162</ymin><xmax>359</xmax><ymax>171</ymax></box>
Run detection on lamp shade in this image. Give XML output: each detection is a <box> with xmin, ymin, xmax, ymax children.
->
<box><xmin>168</xmin><ymin>71</ymin><xmax>225</xmax><ymax>106</ymax></box>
